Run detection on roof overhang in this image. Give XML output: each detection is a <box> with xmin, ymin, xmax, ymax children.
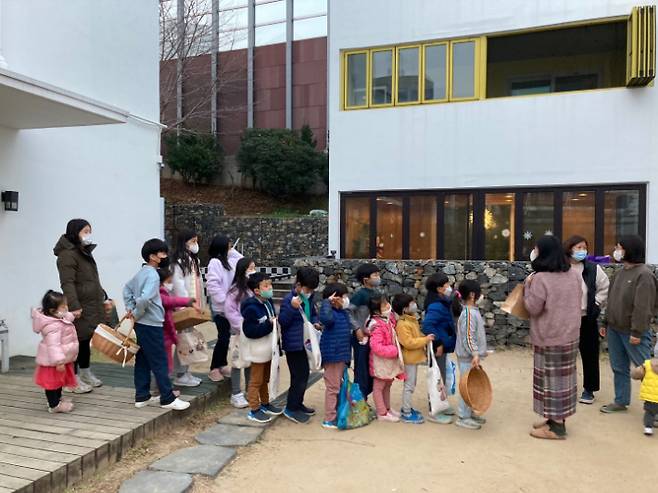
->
<box><xmin>0</xmin><ymin>67</ymin><xmax>129</xmax><ymax>129</ymax></box>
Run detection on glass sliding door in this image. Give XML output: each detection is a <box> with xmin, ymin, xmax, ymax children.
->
<box><xmin>376</xmin><ymin>196</ymin><xmax>403</xmax><ymax>259</ymax></box>
<box><xmin>604</xmin><ymin>190</ymin><xmax>640</xmax><ymax>255</ymax></box>
<box><xmin>343</xmin><ymin>197</ymin><xmax>370</xmax><ymax>258</ymax></box>
<box><xmin>484</xmin><ymin>193</ymin><xmax>515</xmax><ymax>260</ymax></box>
<box><xmin>444</xmin><ymin>194</ymin><xmax>472</xmax><ymax>260</ymax></box>
<box><xmin>521</xmin><ymin>192</ymin><xmax>554</xmax><ymax>258</ymax></box>
<box><xmin>409</xmin><ymin>195</ymin><xmax>437</xmax><ymax>259</ymax></box>
<box><xmin>563</xmin><ymin>191</ymin><xmax>595</xmax><ymax>245</ymax></box>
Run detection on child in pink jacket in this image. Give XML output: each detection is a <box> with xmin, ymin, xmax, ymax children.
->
<box><xmin>33</xmin><ymin>290</ymin><xmax>79</xmax><ymax>413</ymax></box>
<box><xmin>368</xmin><ymin>294</ymin><xmax>405</xmax><ymax>422</ymax></box>
<box><xmin>159</xmin><ymin>269</ymin><xmax>195</xmax><ymax>374</ymax></box>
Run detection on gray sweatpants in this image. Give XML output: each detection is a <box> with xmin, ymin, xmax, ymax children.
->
<box><xmin>231</xmin><ymin>366</ymin><xmax>251</xmax><ymax>395</ymax></box>
<box><xmin>402</xmin><ymin>364</ymin><xmax>418</xmax><ymax>414</ymax></box>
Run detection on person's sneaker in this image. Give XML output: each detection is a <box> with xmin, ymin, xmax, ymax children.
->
<box><xmin>322</xmin><ymin>420</ymin><xmax>338</xmax><ymax>429</ymax></box>
<box><xmin>79</xmin><ymin>369</ymin><xmax>103</xmax><ymax>388</ymax></box>
<box><xmin>161</xmin><ymin>398</ymin><xmax>191</xmax><ymax>411</ymax></box>
<box><xmin>220</xmin><ymin>366</ymin><xmax>232</xmax><ymax>378</ymax></box>
<box><xmin>230</xmin><ymin>392</ymin><xmax>249</xmax><ymax>409</ymax></box>
<box><xmin>427</xmin><ymin>413</ymin><xmax>453</xmax><ymax>425</ymax></box>
<box><xmin>455</xmin><ymin>417</ymin><xmax>482</xmax><ymax>430</ymax></box>
<box><xmin>644</xmin><ymin>426</ymin><xmax>654</xmax><ymax>436</ymax></box>
<box><xmin>248</xmin><ymin>409</ymin><xmax>272</xmax><ymax>423</ymax></box>
<box><xmin>284</xmin><ymin>408</ymin><xmax>311</xmax><ymax>424</ymax></box>
<box><xmin>401</xmin><ymin>410</ymin><xmax>424</xmax><ymax>424</ymax></box>
<box><xmin>208</xmin><ymin>369</ymin><xmax>224</xmax><ymax>382</ymax></box>
<box><xmin>377</xmin><ymin>412</ymin><xmax>400</xmax><ymax>422</ymax></box>
<box><xmin>471</xmin><ymin>415</ymin><xmax>487</xmax><ymax>425</ymax></box>
<box><xmin>388</xmin><ymin>408</ymin><xmax>400</xmax><ymax>418</ymax></box>
<box><xmin>300</xmin><ymin>404</ymin><xmax>316</xmax><ymax>416</ymax></box>
<box><xmin>174</xmin><ymin>373</ymin><xmax>202</xmax><ymax>387</ymax></box>
<box><xmin>135</xmin><ymin>396</ymin><xmax>159</xmax><ymax>409</ymax></box>
<box><xmin>261</xmin><ymin>403</ymin><xmax>284</xmax><ymax>416</ymax></box>
<box><xmin>65</xmin><ymin>375</ymin><xmax>92</xmax><ymax>394</ymax></box>
<box><xmin>443</xmin><ymin>405</ymin><xmax>456</xmax><ymax>416</ymax></box>
<box><xmin>48</xmin><ymin>401</ymin><xmax>74</xmax><ymax>413</ymax></box>
<box><xmin>600</xmin><ymin>403</ymin><xmax>628</xmax><ymax>414</ymax></box>
<box><xmin>579</xmin><ymin>390</ymin><xmax>595</xmax><ymax>405</ymax></box>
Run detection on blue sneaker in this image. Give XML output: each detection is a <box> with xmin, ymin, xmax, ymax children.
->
<box><xmin>261</xmin><ymin>403</ymin><xmax>284</xmax><ymax>416</ymax></box>
<box><xmin>300</xmin><ymin>404</ymin><xmax>316</xmax><ymax>416</ymax></box>
<box><xmin>401</xmin><ymin>409</ymin><xmax>425</xmax><ymax>424</ymax></box>
<box><xmin>247</xmin><ymin>409</ymin><xmax>272</xmax><ymax>424</ymax></box>
<box><xmin>283</xmin><ymin>408</ymin><xmax>310</xmax><ymax>424</ymax></box>
<box><xmin>579</xmin><ymin>391</ymin><xmax>595</xmax><ymax>405</ymax></box>
<box><xmin>322</xmin><ymin>420</ymin><xmax>338</xmax><ymax>429</ymax></box>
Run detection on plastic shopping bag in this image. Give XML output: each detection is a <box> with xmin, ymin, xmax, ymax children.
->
<box><xmin>268</xmin><ymin>320</ymin><xmax>281</xmax><ymax>399</ymax></box>
<box><xmin>229</xmin><ymin>333</ymin><xmax>250</xmax><ymax>369</ymax></box>
<box><xmin>176</xmin><ymin>328</ymin><xmax>209</xmax><ymax>365</ymax></box>
<box><xmin>337</xmin><ymin>368</ymin><xmax>373</xmax><ymax>430</ymax></box>
<box><xmin>300</xmin><ymin>309</ymin><xmax>322</xmax><ymax>371</ymax></box>
<box><xmin>427</xmin><ymin>345</ymin><xmax>450</xmax><ymax>416</ymax></box>
<box><xmin>445</xmin><ymin>357</ymin><xmax>457</xmax><ymax>396</ymax></box>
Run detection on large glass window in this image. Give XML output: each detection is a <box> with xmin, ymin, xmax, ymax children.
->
<box><xmin>376</xmin><ymin>197</ymin><xmax>403</xmax><ymax>259</ymax></box>
<box><xmin>444</xmin><ymin>194</ymin><xmax>473</xmax><ymax>260</ymax></box>
<box><xmin>397</xmin><ymin>46</ymin><xmax>420</xmax><ymax>104</ymax></box>
<box><xmin>423</xmin><ymin>43</ymin><xmax>448</xmax><ymax>102</ymax></box>
<box><xmin>409</xmin><ymin>196</ymin><xmax>437</xmax><ymax>259</ymax></box>
<box><xmin>255</xmin><ymin>23</ymin><xmax>285</xmax><ymax>46</ymax></box>
<box><xmin>563</xmin><ymin>191</ymin><xmax>595</xmax><ymax>245</ymax></box>
<box><xmin>604</xmin><ymin>190</ymin><xmax>640</xmax><ymax>255</ymax></box>
<box><xmin>345</xmin><ymin>52</ymin><xmax>368</xmax><ymax>108</ymax></box>
<box><xmin>344</xmin><ymin>197</ymin><xmax>370</xmax><ymax>258</ymax></box>
<box><xmin>484</xmin><ymin>193</ymin><xmax>515</xmax><ymax>261</ymax></box>
<box><xmin>371</xmin><ymin>49</ymin><xmax>394</xmax><ymax>106</ymax></box>
<box><xmin>522</xmin><ymin>192</ymin><xmax>554</xmax><ymax>259</ymax></box>
<box><xmin>451</xmin><ymin>40</ymin><xmax>477</xmax><ymax>99</ymax></box>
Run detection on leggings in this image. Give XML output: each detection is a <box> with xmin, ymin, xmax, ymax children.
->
<box><xmin>231</xmin><ymin>367</ymin><xmax>252</xmax><ymax>395</ymax></box>
<box><xmin>75</xmin><ymin>338</ymin><xmax>91</xmax><ymax>373</ymax></box>
<box><xmin>45</xmin><ymin>388</ymin><xmax>62</xmax><ymax>408</ymax></box>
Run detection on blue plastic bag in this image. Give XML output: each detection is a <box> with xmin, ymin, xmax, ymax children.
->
<box><xmin>337</xmin><ymin>368</ymin><xmax>373</xmax><ymax>430</ymax></box>
<box><xmin>445</xmin><ymin>358</ymin><xmax>457</xmax><ymax>396</ymax></box>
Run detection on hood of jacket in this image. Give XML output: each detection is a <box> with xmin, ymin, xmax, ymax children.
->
<box><xmin>32</xmin><ymin>308</ymin><xmax>75</xmax><ymax>334</ymax></box>
<box><xmin>53</xmin><ymin>234</ymin><xmax>96</xmax><ymax>257</ymax></box>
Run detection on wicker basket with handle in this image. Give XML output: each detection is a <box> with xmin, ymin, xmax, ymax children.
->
<box><xmin>91</xmin><ymin>315</ymin><xmax>139</xmax><ymax>367</ymax></box>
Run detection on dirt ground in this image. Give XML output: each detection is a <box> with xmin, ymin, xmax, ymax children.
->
<box><xmin>193</xmin><ymin>349</ymin><xmax>655</xmax><ymax>493</ymax></box>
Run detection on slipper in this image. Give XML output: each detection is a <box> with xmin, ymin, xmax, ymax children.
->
<box><xmin>530</xmin><ymin>424</ymin><xmax>565</xmax><ymax>440</ymax></box>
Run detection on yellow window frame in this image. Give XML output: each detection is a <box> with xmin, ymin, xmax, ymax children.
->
<box><xmin>395</xmin><ymin>45</ymin><xmax>421</xmax><ymax>105</ymax></box>
<box><xmin>369</xmin><ymin>47</ymin><xmax>395</xmax><ymax>108</ymax></box>
<box><xmin>343</xmin><ymin>50</ymin><xmax>370</xmax><ymax>110</ymax></box>
<box><xmin>449</xmin><ymin>38</ymin><xmax>481</xmax><ymax>101</ymax></box>
<box><xmin>421</xmin><ymin>41</ymin><xmax>450</xmax><ymax>104</ymax></box>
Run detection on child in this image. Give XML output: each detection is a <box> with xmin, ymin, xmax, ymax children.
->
<box><xmin>347</xmin><ymin>263</ymin><xmax>382</xmax><ymax>399</ymax></box>
<box><xmin>224</xmin><ymin>257</ymin><xmax>257</xmax><ymax>408</ymax></box>
<box><xmin>631</xmin><ymin>355</ymin><xmax>658</xmax><ymax>436</ymax></box>
<box><xmin>393</xmin><ymin>293</ymin><xmax>434</xmax><ymax>424</ymax></box>
<box><xmin>33</xmin><ymin>290</ymin><xmax>79</xmax><ymax>413</ymax></box>
<box><xmin>241</xmin><ymin>272</ymin><xmax>284</xmax><ymax>423</ymax></box>
<box><xmin>158</xmin><ymin>268</ymin><xmax>195</xmax><ymax>375</ymax></box>
<box><xmin>368</xmin><ymin>294</ymin><xmax>404</xmax><ymax>422</ymax></box>
<box><xmin>319</xmin><ymin>283</ymin><xmax>353</xmax><ymax>429</ymax></box>
<box><xmin>123</xmin><ymin>238</ymin><xmax>190</xmax><ymax>411</ymax></box>
<box><xmin>422</xmin><ymin>272</ymin><xmax>458</xmax><ymax>423</ymax></box>
<box><xmin>279</xmin><ymin>267</ymin><xmax>321</xmax><ymax>424</ymax></box>
<box><xmin>455</xmin><ymin>280</ymin><xmax>488</xmax><ymax>430</ymax></box>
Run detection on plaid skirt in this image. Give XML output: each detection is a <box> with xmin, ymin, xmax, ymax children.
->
<box><xmin>533</xmin><ymin>340</ymin><xmax>579</xmax><ymax>421</ymax></box>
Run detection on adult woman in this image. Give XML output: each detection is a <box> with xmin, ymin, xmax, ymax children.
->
<box><xmin>54</xmin><ymin>219</ymin><xmax>107</xmax><ymax>393</ymax></box>
<box><xmin>524</xmin><ymin>235</ymin><xmax>582</xmax><ymax>440</ymax></box>
<box><xmin>206</xmin><ymin>234</ymin><xmax>243</xmax><ymax>382</ymax></box>
<box><xmin>171</xmin><ymin>229</ymin><xmax>203</xmax><ymax>387</ymax></box>
<box><xmin>564</xmin><ymin>236</ymin><xmax>610</xmax><ymax>404</ymax></box>
<box><xmin>600</xmin><ymin>235</ymin><xmax>657</xmax><ymax>414</ymax></box>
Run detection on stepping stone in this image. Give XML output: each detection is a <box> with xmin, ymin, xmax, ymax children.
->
<box><xmin>196</xmin><ymin>423</ymin><xmax>264</xmax><ymax>447</ymax></box>
<box><xmin>150</xmin><ymin>445</ymin><xmax>236</xmax><ymax>478</ymax></box>
<box><xmin>119</xmin><ymin>471</ymin><xmax>193</xmax><ymax>493</ymax></box>
<box><xmin>218</xmin><ymin>410</ymin><xmax>270</xmax><ymax>428</ymax></box>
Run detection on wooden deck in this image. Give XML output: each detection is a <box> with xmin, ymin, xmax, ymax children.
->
<box><xmin>0</xmin><ymin>357</ymin><xmax>227</xmax><ymax>493</ymax></box>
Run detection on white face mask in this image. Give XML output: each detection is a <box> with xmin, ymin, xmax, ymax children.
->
<box><xmin>55</xmin><ymin>311</ymin><xmax>67</xmax><ymax>319</ymax></box>
<box><xmin>81</xmin><ymin>234</ymin><xmax>93</xmax><ymax>246</ymax></box>
<box><xmin>246</xmin><ymin>270</ymin><xmax>257</xmax><ymax>277</ymax></box>
<box><xmin>443</xmin><ymin>287</ymin><xmax>453</xmax><ymax>297</ymax></box>
<box><xmin>164</xmin><ymin>282</ymin><xmax>174</xmax><ymax>292</ymax></box>
<box><xmin>342</xmin><ymin>296</ymin><xmax>350</xmax><ymax>309</ymax></box>
<box><xmin>613</xmin><ymin>249</ymin><xmax>624</xmax><ymax>262</ymax></box>
<box><xmin>407</xmin><ymin>303</ymin><xmax>418</xmax><ymax>315</ymax></box>
<box><xmin>187</xmin><ymin>243</ymin><xmax>199</xmax><ymax>255</ymax></box>
<box><xmin>530</xmin><ymin>248</ymin><xmax>539</xmax><ymax>262</ymax></box>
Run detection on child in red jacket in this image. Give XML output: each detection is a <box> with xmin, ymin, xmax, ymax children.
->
<box><xmin>158</xmin><ymin>268</ymin><xmax>195</xmax><ymax>374</ymax></box>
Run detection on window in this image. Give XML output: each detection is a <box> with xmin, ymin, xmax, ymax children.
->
<box><xmin>294</xmin><ymin>0</ymin><xmax>327</xmax><ymax>18</ymax></box>
<box><xmin>293</xmin><ymin>15</ymin><xmax>327</xmax><ymax>40</ymax></box>
<box><xmin>510</xmin><ymin>79</ymin><xmax>551</xmax><ymax>96</ymax></box>
<box><xmin>409</xmin><ymin>196</ymin><xmax>437</xmax><ymax>259</ymax></box>
<box><xmin>484</xmin><ymin>193</ymin><xmax>515</xmax><ymax>261</ymax></box>
<box><xmin>627</xmin><ymin>5</ymin><xmax>657</xmax><ymax>86</ymax></box>
<box><xmin>345</xmin><ymin>51</ymin><xmax>368</xmax><ymax>109</ymax></box>
<box><xmin>423</xmin><ymin>43</ymin><xmax>448</xmax><ymax>102</ymax></box>
<box><xmin>344</xmin><ymin>197</ymin><xmax>370</xmax><ymax>258</ymax></box>
<box><xmin>451</xmin><ymin>40</ymin><xmax>477</xmax><ymax>100</ymax></box>
<box><xmin>522</xmin><ymin>192</ymin><xmax>554</xmax><ymax>259</ymax></box>
<box><xmin>604</xmin><ymin>190</ymin><xmax>640</xmax><ymax>255</ymax></box>
<box><xmin>397</xmin><ymin>46</ymin><xmax>420</xmax><ymax>104</ymax></box>
<box><xmin>255</xmin><ymin>23</ymin><xmax>285</xmax><ymax>46</ymax></box>
<box><xmin>444</xmin><ymin>194</ymin><xmax>473</xmax><ymax>260</ymax></box>
<box><xmin>370</xmin><ymin>49</ymin><xmax>394</xmax><ymax>106</ymax></box>
<box><xmin>255</xmin><ymin>0</ymin><xmax>285</xmax><ymax>25</ymax></box>
<box><xmin>563</xmin><ymin>191</ymin><xmax>595</xmax><ymax>246</ymax></box>
<box><xmin>376</xmin><ymin>197</ymin><xmax>403</xmax><ymax>259</ymax></box>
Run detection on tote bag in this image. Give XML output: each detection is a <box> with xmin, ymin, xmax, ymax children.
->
<box><xmin>299</xmin><ymin>308</ymin><xmax>322</xmax><ymax>371</ymax></box>
<box><xmin>268</xmin><ymin>320</ymin><xmax>281</xmax><ymax>399</ymax></box>
<box><xmin>427</xmin><ymin>344</ymin><xmax>450</xmax><ymax>416</ymax></box>
<box><xmin>501</xmin><ymin>284</ymin><xmax>530</xmax><ymax>320</ymax></box>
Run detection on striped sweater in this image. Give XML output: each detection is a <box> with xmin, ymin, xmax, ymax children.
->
<box><xmin>455</xmin><ymin>306</ymin><xmax>488</xmax><ymax>359</ymax></box>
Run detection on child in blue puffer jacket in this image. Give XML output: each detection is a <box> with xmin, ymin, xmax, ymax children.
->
<box><xmin>319</xmin><ymin>283</ymin><xmax>352</xmax><ymax>429</ymax></box>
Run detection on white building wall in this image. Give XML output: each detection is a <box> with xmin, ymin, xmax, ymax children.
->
<box><xmin>328</xmin><ymin>0</ymin><xmax>658</xmax><ymax>260</ymax></box>
<box><xmin>0</xmin><ymin>0</ymin><xmax>161</xmax><ymax>357</ymax></box>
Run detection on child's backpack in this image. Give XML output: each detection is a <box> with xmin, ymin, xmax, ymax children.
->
<box><xmin>337</xmin><ymin>368</ymin><xmax>373</xmax><ymax>430</ymax></box>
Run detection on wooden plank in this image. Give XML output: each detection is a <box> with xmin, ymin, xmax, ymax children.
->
<box><xmin>0</xmin><ymin>452</ymin><xmax>64</xmax><ymax>474</ymax></box>
<box><xmin>0</xmin><ymin>425</ymin><xmax>106</xmax><ymax>449</ymax></box>
<box><xmin>0</xmin><ymin>418</ymin><xmax>74</xmax><ymax>436</ymax></box>
<box><xmin>0</xmin><ymin>404</ymin><xmax>137</xmax><ymax>431</ymax></box>
<box><xmin>0</xmin><ymin>474</ymin><xmax>32</xmax><ymax>491</ymax></box>
<box><xmin>0</xmin><ymin>433</ymin><xmax>92</xmax><ymax>456</ymax></box>
<box><xmin>0</xmin><ymin>382</ymin><xmax>138</xmax><ymax>404</ymax></box>
<box><xmin>0</xmin><ymin>443</ymin><xmax>77</xmax><ymax>464</ymax></box>
<box><xmin>0</xmin><ymin>486</ymin><xmax>15</xmax><ymax>493</ymax></box>
<box><xmin>0</xmin><ymin>462</ymin><xmax>49</xmax><ymax>481</ymax></box>
<box><xmin>0</xmin><ymin>409</ymin><xmax>132</xmax><ymax>436</ymax></box>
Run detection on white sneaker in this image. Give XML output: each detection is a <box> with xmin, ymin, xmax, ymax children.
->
<box><xmin>377</xmin><ymin>412</ymin><xmax>400</xmax><ymax>423</ymax></box>
<box><xmin>64</xmin><ymin>375</ymin><xmax>92</xmax><ymax>394</ymax></box>
<box><xmin>79</xmin><ymin>369</ymin><xmax>103</xmax><ymax>388</ymax></box>
<box><xmin>230</xmin><ymin>392</ymin><xmax>249</xmax><ymax>409</ymax></box>
<box><xmin>173</xmin><ymin>373</ymin><xmax>202</xmax><ymax>387</ymax></box>
<box><xmin>644</xmin><ymin>427</ymin><xmax>654</xmax><ymax>436</ymax></box>
<box><xmin>135</xmin><ymin>396</ymin><xmax>160</xmax><ymax>409</ymax></box>
<box><xmin>161</xmin><ymin>398</ymin><xmax>191</xmax><ymax>411</ymax></box>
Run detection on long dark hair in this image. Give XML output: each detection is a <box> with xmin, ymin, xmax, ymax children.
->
<box><xmin>173</xmin><ymin>229</ymin><xmax>199</xmax><ymax>276</ymax></box>
<box><xmin>532</xmin><ymin>235</ymin><xmax>570</xmax><ymax>273</ymax></box>
<box><xmin>65</xmin><ymin>218</ymin><xmax>90</xmax><ymax>246</ymax></box>
<box><xmin>229</xmin><ymin>257</ymin><xmax>255</xmax><ymax>300</ymax></box>
<box><xmin>208</xmin><ymin>234</ymin><xmax>231</xmax><ymax>270</ymax></box>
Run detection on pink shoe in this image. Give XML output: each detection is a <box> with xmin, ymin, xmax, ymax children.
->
<box><xmin>208</xmin><ymin>369</ymin><xmax>224</xmax><ymax>382</ymax></box>
<box><xmin>220</xmin><ymin>366</ymin><xmax>232</xmax><ymax>378</ymax></box>
<box><xmin>388</xmin><ymin>409</ymin><xmax>400</xmax><ymax>418</ymax></box>
<box><xmin>49</xmin><ymin>401</ymin><xmax>74</xmax><ymax>413</ymax></box>
<box><xmin>377</xmin><ymin>412</ymin><xmax>400</xmax><ymax>423</ymax></box>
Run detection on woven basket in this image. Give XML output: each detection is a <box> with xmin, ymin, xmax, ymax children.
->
<box><xmin>173</xmin><ymin>307</ymin><xmax>212</xmax><ymax>331</ymax></box>
<box><xmin>458</xmin><ymin>366</ymin><xmax>493</xmax><ymax>415</ymax></box>
<box><xmin>91</xmin><ymin>317</ymin><xmax>139</xmax><ymax>367</ymax></box>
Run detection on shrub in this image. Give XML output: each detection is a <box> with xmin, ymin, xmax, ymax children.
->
<box><xmin>164</xmin><ymin>133</ymin><xmax>223</xmax><ymax>185</ymax></box>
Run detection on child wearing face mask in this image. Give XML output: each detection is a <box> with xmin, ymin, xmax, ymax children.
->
<box><xmin>33</xmin><ymin>290</ymin><xmax>79</xmax><ymax>413</ymax></box>
<box><xmin>454</xmin><ymin>280</ymin><xmax>489</xmax><ymax>430</ymax></box>
<box><xmin>318</xmin><ymin>283</ymin><xmax>353</xmax><ymax>429</ymax></box>
<box><xmin>393</xmin><ymin>293</ymin><xmax>434</xmax><ymax>424</ymax></box>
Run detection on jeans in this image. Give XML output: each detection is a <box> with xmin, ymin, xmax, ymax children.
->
<box><xmin>402</xmin><ymin>364</ymin><xmax>418</xmax><ymax>414</ymax></box>
<box><xmin>230</xmin><ymin>366</ymin><xmax>251</xmax><ymax>395</ymax></box>
<box><xmin>211</xmin><ymin>314</ymin><xmax>231</xmax><ymax>370</ymax></box>
<box><xmin>607</xmin><ymin>327</ymin><xmax>652</xmax><ymax>406</ymax></box>
<box><xmin>286</xmin><ymin>350</ymin><xmax>310</xmax><ymax>411</ymax></box>
<box><xmin>323</xmin><ymin>362</ymin><xmax>346</xmax><ymax>422</ymax></box>
<box><xmin>373</xmin><ymin>377</ymin><xmax>393</xmax><ymax>416</ymax></box>
<box><xmin>457</xmin><ymin>359</ymin><xmax>473</xmax><ymax>419</ymax></box>
<box><xmin>134</xmin><ymin>323</ymin><xmax>176</xmax><ymax>405</ymax></box>
<box><xmin>644</xmin><ymin>401</ymin><xmax>658</xmax><ymax>428</ymax></box>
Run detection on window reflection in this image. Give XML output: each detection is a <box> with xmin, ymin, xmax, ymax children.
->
<box><xmin>444</xmin><ymin>194</ymin><xmax>472</xmax><ymax>260</ymax></box>
<box><xmin>376</xmin><ymin>196</ymin><xmax>403</xmax><ymax>259</ymax></box>
<box><xmin>484</xmin><ymin>193</ymin><xmax>515</xmax><ymax>260</ymax></box>
<box><xmin>563</xmin><ymin>191</ymin><xmax>595</xmax><ymax>246</ymax></box>
<box><xmin>410</xmin><ymin>196</ymin><xmax>437</xmax><ymax>259</ymax></box>
<box><xmin>344</xmin><ymin>197</ymin><xmax>370</xmax><ymax>258</ymax></box>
